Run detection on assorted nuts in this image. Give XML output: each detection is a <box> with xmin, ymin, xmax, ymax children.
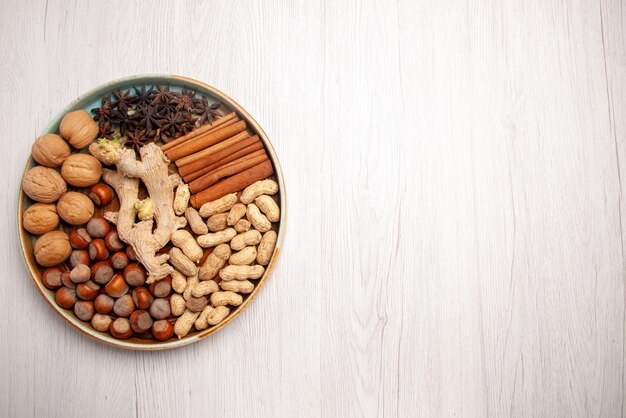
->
<box><xmin>27</xmin><ymin>186</ymin><xmax>280</xmax><ymax>342</ymax></box>
<box><xmin>23</xmin><ymin>107</ymin><xmax>281</xmax><ymax>344</ymax></box>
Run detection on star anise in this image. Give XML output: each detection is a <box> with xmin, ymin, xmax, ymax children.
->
<box><xmin>91</xmin><ymin>96</ymin><xmax>114</xmax><ymax>128</ymax></box>
<box><xmin>193</xmin><ymin>95</ymin><xmax>222</xmax><ymax>125</ymax></box>
<box><xmin>112</xmin><ymin>89</ymin><xmax>134</xmax><ymax>112</ymax></box>
<box><xmin>110</xmin><ymin>108</ymin><xmax>139</xmax><ymax>135</ymax></box>
<box><xmin>136</xmin><ymin>104</ymin><xmax>163</xmax><ymax>136</ymax></box>
<box><xmin>149</xmin><ymin>85</ymin><xmax>175</xmax><ymax>106</ymax></box>
<box><xmin>126</xmin><ymin>128</ymin><xmax>149</xmax><ymax>152</ymax></box>
<box><xmin>98</xmin><ymin>120</ymin><xmax>116</xmax><ymax>139</ymax></box>
<box><xmin>171</xmin><ymin>88</ymin><xmax>196</xmax><ymax>112</ymax></box>
<box><xmin>132</xmin><ymin>85</ymin><xmax>154</xmax><ymax>107</ymax></box>
<box><xmin>158</xmin><ymin>112</ymin><xmax>191</xmax><ymax>142</ymax></box>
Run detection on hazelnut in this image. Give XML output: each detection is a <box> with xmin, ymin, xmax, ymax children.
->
<box><xmin>111</xmin><ymin>252</ymin><xmax>129</xmax><ymax>270</ymax></box>
<box><xmin>123</xmin><ymin>263</ymin><xmax>146</xmax><ymax>287</ymax></box>
<box><xmin>61</xmin><ymin>271</ymin><xmax>75</xmax><ymax>289</ymax></box>
<box><xmin>69</xmin><ymin>228</ymin><xmax>91</xmax><ymax>249</ymax></box>
<box><xmin>89</xmin><ymin>239</ymin><xmax>109</xmax><ymax>260</ymax></box>
<box><xmin>113</xmin><ymin>294</ymin><xmax>136</xmax><ymax>317</ymax></box>
<box><xmin>151</xmin><ymin>320</ymin><xmax>174</xmax><ymax>341</ymax></box>
<box><xmin>91</xmin><ymin>313</ymin><xmax>113</xmax><ymax>332</ymax></box>
<box><xmin>131</xmin><ymin>287</ymin><xmax>153</xmax><ymax>310</ymax></box>
<box><xmin>68</xmin><ymin>250</ymin><xmax>90</xmax><ymax>269</ymax></box>
<box><xmin>89</xmin><ymin>183</ymin><xmax>114</xmax><ymax>206</ymax></box>
<box><xmin>126</xmin><ymin>246</ymin><xmax>137</xmax><ymax>260</ymax></box>
<box><xmin>61</xmin><ymin>154</ymin><xmax>103</xmax><ymax>187</ymax></box>
<box><xmin>57</xmin><ymin>192</ymin><xmax>94</xmax><ymax>226</ymax></box>
<box><xmin>130</xmin><ymin>310</ymin><xmax>153</xmax><ymax>334</ymax></box>
<box><xmin>55</xmin><ymin>287</ymin><xmax>77</xmax><ymax>309</ymax></box>
<box><xmin>91</xmin><ymin>260</ymin><xmax>114</xmax><ymax>284</ymax></box>
<box><xmin>74</xmin><ymin>300</ymin><xmax>95</xmax><ymax>321</ymax></box>
<box><xmin>70</xmin><ymin>264</ymin><xmax>91</xmax><ymax>283</ymax></box>
<box><xmin>185</xmin><ymin>296</ymin><xmax>208</xmax><ymax>313</ymax></box>
<box><xmin>22</xmin><ymin>203</ymin><xmax>59</xmax><ymax>235</ymax></box>
<box><xmin>94</xmin><ymin>294</ymin><xmax>114</xmax><ymax>314</ymax></box>
<box><xmin>76</xmin><ymin>280</ymin><xmax>99</xmax><ymax>300</ymax></box>
<box><xmin>110</xmin><ymin>318</ymin><xmax>133</xmax><ymax>339</ymax></box>
<box><xmin>149</xmin><ymin>298</ymin><xmax>171</xmax><ymax>320</ymax></box>
<box><xmin>104</xmin><ymin>274</ymin><xmax>128</xmax><ymax>298</ymax></box>
<box><xmin>104</xmin><ymin>231</ymin><xmax>125</xmax><ymax>252</ymax></box>
<box><xmin>34</xmin><ymin>231</ymin><xmax>71</xmax><ymax>267</ymax></box>
<box><xmin>31</xmin><ymin>134</ymin><xmax>71</xmax><ymax>167</ymax></box>
<box><xmin>22</xmin><ymin>166</ymin><xmax>67</xmax><ymax>203</ymax></box>
<box><xmin>86</xmin><ymin>217</ymin><xmax>110</xmax><ymax>238</ymax></box>
<box><xmin>41</xmin><ymin>267</ymin><xmax>64</xmax><ymax>290</ymax></box>
<box><xmin>59</xmin><ymin>110</ymin><xmax>98</xmax><ymax>149</ymax></box>
<box><xmin>149</xmin><ymin>276</ymin><xmax>171</xmax><ymax>298</ymax></box>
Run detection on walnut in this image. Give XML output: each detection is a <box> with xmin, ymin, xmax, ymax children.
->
<box><xmin>22</xmin><ymin>166</ymin><xmax>67</xmax><ymax>203</ymax></box>
<box><xmin>31</xmin><ymin>134</ymin><xmax>71</xmax><ymax>168</ymax></box>
<box><xmin>22</xmin><ymin>203</ymin><xmax>59</xmax><ymax>235</ymax></box>
<box><xmin>61</xmin><ymin>154</ymin><xmax>103</xmax><ymax>187</ymax></box>
<box><xmin>34</xmin><ymin>230</ymin><xmax>72</xmax><ymax>267</ymax></box>
<box><xmin>56</xmin><ymin>192</ymin><xmax>94</xmax><ymax>225</ymax></box>
<box><xmin>59</xmin><ymin>110</ymin><xmax>99</xmax><ymax>149</ymax></box>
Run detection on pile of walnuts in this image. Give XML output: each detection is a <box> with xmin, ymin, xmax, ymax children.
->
<box><xmin>21</xmin><ymin>110</ymin><xmax>106</xmax><ymax>267</ymax></box>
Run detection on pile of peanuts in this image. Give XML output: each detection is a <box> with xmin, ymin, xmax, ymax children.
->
<box><xmin>169</xmin><ymin>179</ymin><xmax>279</xmax><ymax>338</ymax></box>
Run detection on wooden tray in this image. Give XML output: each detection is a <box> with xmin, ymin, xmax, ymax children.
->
<box><xmin>17</xmin><ymin>75</ymin><xmax>286</xmax><ymax>350</ymax></box>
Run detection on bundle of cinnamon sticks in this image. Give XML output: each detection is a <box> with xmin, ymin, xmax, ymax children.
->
<box><xmin>162</xmin><ymin>112</ymin><xmax>274</xmax><ymax>208</ymax></box>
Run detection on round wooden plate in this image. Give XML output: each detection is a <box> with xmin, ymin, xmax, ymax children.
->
<box><xmin>17</xmin><ymin>75</ymin><xmax>286</xmax><ymax>350</ymax></box>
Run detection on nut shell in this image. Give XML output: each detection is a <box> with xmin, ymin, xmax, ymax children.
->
<box><xmin>55</xmin><ymin>287</ymin><xmax>77</xmax><ymax>309</ymax></box>
<box><xmin>22</xmin><ymin>203</ymin><xmax>59</xmax><ymax>235</ymax></box>
<box><xmin>34</xmin><ymin>231</ymin><xmax>71</xmax><ymax>267</ymax></box>
<box><xmin>110</xmin><ymin>318</ymin><xmax>133</xmax><ymax>339</ymax></box>
<box><xmin>56</xmin><ymin>192</ymin><xmax>94</xmax><ymax>226</ymax></box>
<box><xmin>22</xmin><ymin>166</ymin><xmax>67</xmax><ymax>203</ymax></box>
<box><xmin>59</xmin><ymin>109</ymin><xmax>99</xmax><ymax>149</ymax></box>
<box><xmin>41</xmin><ymin>267</ymin><xmax>64</xmax><ymax>290</ymax></box>
<box><xmin>89</xmin><ymin>183</ymin><xmax>113</xmax><ymax>206</ymax></box>
<box><xmin>69</xmin><ymin>228</ymin><xmax>91</xmax><ymax>249</ymax></box>
<box><xmin>31</xmin><ymin>134</ymin><xmax>71</xmax><ymax>167</ymax></box>
<box><xmin>61</xmin><ymin>154</ymin><xmax>103</xmax><ymax>187</ymax></box>
<box><xmin>91</xmin><ymin>314</ymin><xmax>113</xmax><ymax>332</ymax></box>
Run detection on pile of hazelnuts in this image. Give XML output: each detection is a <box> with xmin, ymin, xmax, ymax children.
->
<box><xmin>41</xmin><ymin>209</ymin><xmax>175</xmax><ymax>341</ymax></box>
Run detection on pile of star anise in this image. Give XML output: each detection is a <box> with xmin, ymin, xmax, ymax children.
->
<box><xmin>91</xmin><ymin>85</ymin><xmax>222</xmax><ymax>149</ymax></box>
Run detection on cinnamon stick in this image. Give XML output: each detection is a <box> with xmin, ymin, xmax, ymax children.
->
<box><xmin>166</xmin><ymin>116</ymin><xmax>240</xmax><ymax>155</ymax></box>
<box><xmin>161</xmin><ymin>112</ymin><xmax>237</xmax><ymax>152</ymax></box>
<box><xmin>165</xmin><ymin>120</ymin><xmax>247</xmax><ymax>161</ymax></box>
<box><xmin>189</xmin><ymin>150</ymin><xmax>268</xmax><ymax>193</ymax></box>
<box><xmin>183</xmin><ymin>141</ymin><xmax>264</xmax><ymax>182</ymax></box>
<box><xmin>175</xmin><ymin>131</ymin><xmax>249</xmax><ymax>167</ymax></box>
<box><xmin>190</xmin><ymin>160</ymin><xmax>274</xmax><ymax>208</ymax></box>
<box><xmin>179</xmin><ymin>135</ymin><xmax>262</xmax><ymax>179</ymax></box>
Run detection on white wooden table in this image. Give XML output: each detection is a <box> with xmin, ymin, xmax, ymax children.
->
<box><xmin>1</xmin><ymin>0</ymin><xmax>625</xmax><ymax>416</ymax></box>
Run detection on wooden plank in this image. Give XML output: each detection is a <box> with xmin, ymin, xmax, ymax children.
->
<box><xmin>0</xmin><ymin>0</ymin><xmax>624</xmax><ymax>417</ymax></box>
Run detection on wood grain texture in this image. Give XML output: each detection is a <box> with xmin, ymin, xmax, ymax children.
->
<box><xmin>0</xmin><ymin>0</ymin><xmax>624</xmax><ymax>417</ymax></box>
